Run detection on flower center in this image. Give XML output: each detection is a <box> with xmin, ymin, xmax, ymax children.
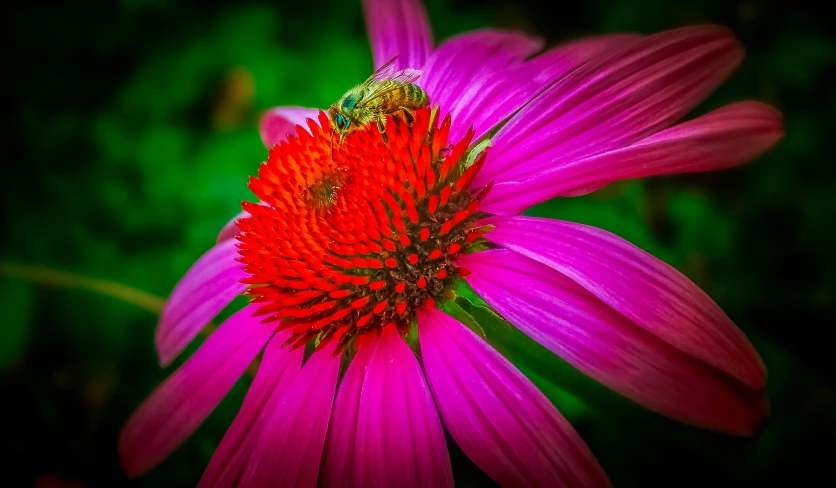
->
<box><xmin>237</xmin><ymin>108</ymin><xmax>490</xmax><ymax>352</ymax></box>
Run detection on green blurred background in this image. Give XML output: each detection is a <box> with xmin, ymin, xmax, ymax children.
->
<box><xmin>3</xmin><ymin>0</ymin><xmax>834</xmax><ymax>486</ymax></box>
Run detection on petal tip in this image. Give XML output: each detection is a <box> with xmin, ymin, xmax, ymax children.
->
<box><xmin>153</xmin><ymin>321</ymin><xmax>177</xmax><ymax>368</ymax></box>
<box><xmin>156</xmin><ymin>353</ymin><xmax>173</xmax><ymax>368</ymax></box>
<box><xmin>734</xmin><ymin>392</ymin><xmax>771</xmax><ymax>437</ymax></box>
<box><xmin>117</xmin><ymin>425</ymin><xmax>152</xmax><ymax>479</ymax></box>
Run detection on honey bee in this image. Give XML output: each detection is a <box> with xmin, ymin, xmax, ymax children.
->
<box><xmin>328</xmin><ymin>57</ymin><xmax>429</xmax><ymax>147</ymax></box>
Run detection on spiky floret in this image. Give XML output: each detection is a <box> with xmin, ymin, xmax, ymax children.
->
<box><xmin>237</xmin><ymin>108</ymin><xmax>491</xmax><ymax>352</ymax></box>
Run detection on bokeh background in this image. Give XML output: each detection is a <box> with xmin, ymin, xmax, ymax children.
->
<box><xmin>3</xmin><ymin>0</ymin><xmax>834</xmax><ymax>486</ymax></box>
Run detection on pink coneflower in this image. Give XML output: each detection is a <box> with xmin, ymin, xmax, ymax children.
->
<box><xmin>119</xmin><ymin>0</ymin><xmax>783</xmax><ymax>486</ymax></box>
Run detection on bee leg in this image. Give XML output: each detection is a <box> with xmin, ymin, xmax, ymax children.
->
<box><xmin>329</xmin><ymin>129</ymin><xmax>335</xmax><ymax>159</ymax></box>
<box><xmin>376</xmin><ymin>117</ymin><xmax>389</xmax><ymax>144</ymax></box>
<box><xmin>401</xmin><ymin>109</ymin><xmax>415</xmax><ymax>127</ymax></box>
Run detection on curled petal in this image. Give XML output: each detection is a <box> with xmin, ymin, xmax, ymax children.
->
<box><xmin>156</xmin><ymin>239</ymin><xmax>248</xmax><ymax>366</ymax></box>
<box><xmin>419</xmin><ymin>307</ymin><xmax>610</xmax><ymax>487</ymax></box>
<box><xmin>459</xmin><ymin>250</ymin><xmax>769</xmax><ymax>436</ymax></box>
<box><xmin>119</xmin><ymin>305</ymin><xmax>274</xmax><ymax>477</ymax></box>
<box><xmin>481</xmin><ymin>216</ymin><xmax>767</xmax><ymax>390</ymax></box>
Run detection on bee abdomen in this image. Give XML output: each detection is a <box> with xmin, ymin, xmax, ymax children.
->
<box><xmin>380</xmin><ymin>88</ymin><xmax>404</xmax><ymax>109</ymax></box>
<box><xmin>407</xmin><ymin>84</ymin><xmax>429</xmax><ymax>108</ymax></box>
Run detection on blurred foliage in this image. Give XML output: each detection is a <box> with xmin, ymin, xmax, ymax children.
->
<box><xmin>3</xmin><ymin>0</ymin><xmax>835</xmax><ymax>486</ymax></box>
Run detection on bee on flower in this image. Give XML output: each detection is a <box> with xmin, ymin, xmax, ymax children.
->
<box><xmin>328</xmin><ymin>56</ymin><xmax>429</xmax><ymax>147</ymax></box>
<box><xmin>119</xmin><ymin>0</ymin><xmax>783</xmax><ymax>486</ymax></box>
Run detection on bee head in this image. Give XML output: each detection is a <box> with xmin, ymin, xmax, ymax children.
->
<box><xmin>333</xmin><ymin>114</ymin><xmax>350</xmax><ymax>133</ymax></box>
<box><xmin>328</xmin><ymin>105</ymin><xmax>350</xmax><ymax>135</ymax></box>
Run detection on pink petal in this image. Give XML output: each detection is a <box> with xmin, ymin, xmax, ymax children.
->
<box><xmin>319</xmin><ymin>337</ymin><xmax>377</xmax><ymax>487</ymax></box>
<box><xmin>482</xmin><ymin>101</ymin><xmax>784</xmax><ymax>214</ymax></box>
<box><xmin>197</xmin><ymin>331</ymin><xmax>304</xmax><ymax>488</ymax></box>
<box><xmin>475</xmin><ymin>25</ymin><xmax>744</xmax><ymax>188</ymax></box>
<box><xmin>469</xmin><ymin>33</ymin><xmax>641</xmax><ymax>138</ymax></box>
<box><xmin>321</xmin><ymin>330</ymin><xmax>453</xmax><ymax>488</ymax></box>
<box><xmin>459</xmin><ymin>250</ymin><xmax>769</xmax><ymax>436</ymax></box>
<box><xmin>260</xmin><ymin>106</ymin><xmax>321</xmax><ymax>149</ymax></box>
<box><xmin>362</xmin><ymin>0</ymin><xmax>432</xmax><ymax>70</ymax></box>
<box><xmin>425</xmin><ymin>32</ymin><xmax>639</xmax><ymax>143</ymax></box>
<box><xmin>239</xmin><ymin>344</ymin><xmax>341</xmax><ymax>487</ymax></box>
<box><xmin>354</xmin><ymin>326</ymin><xmax>452</xmax><ymax>488</ymax></box>
<box><xmin>528</xmin><ymin>33</ymin><xmax>642</xmax><ymax>79</ymax></box>
<box><xmin>419</xmin><ymin>30</ymin><xmax>544</xmax><ymax>141</ymax></box>
<box><xmin>119</xmin><ymin>305</ymin><xmax>275</xmax><ymax>477</ymax></box>
<box><xmin>481</xmin><ymin>216</ymin><xmax>767</xmax><ymax>391</ymax></box>
<box><xmin>156</xmin><ymin>239</ymin><xmax>248</xmax><ymax>367</ymax></box>
<box><xmin>418</xmin><ymin>307</ymin><xmax>611</xmax><ymax>488</ymax></box>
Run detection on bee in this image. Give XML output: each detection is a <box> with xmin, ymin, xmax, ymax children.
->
<box><xmin>328</xmin><ymin>57</ymin><xmax>429</xmax><ymax>148</ymax></box>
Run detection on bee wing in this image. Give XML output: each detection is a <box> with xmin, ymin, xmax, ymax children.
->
<box><xmin>364</xmin><ymin>57</ymin><xmax>423</xmax><ymax>84</ymax></box>
<box><xmin>358</xmin><ymin>79</ymin><xmax>402</xmax><ymax>104</ymax></box>
<box><xmin>366</xmin><ymin>57</ymin><xmax>399</xmax><ymax>82</ymax></box>
<box><xmin>386</xmin><ymin>68</ymin><xmax>423</xmax><ymax>84</ymax></box>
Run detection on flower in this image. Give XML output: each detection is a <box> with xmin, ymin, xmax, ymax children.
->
<box><xmin>118</xmin><ymin>0</ymin><xmax>783</xmax><ymax>486</ymax></box>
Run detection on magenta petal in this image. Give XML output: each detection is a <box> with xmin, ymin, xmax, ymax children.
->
<box><xmin>197</xmin><ymin>331</ymin><xmax>304</xmax><ymax>488</ymax></box>
<box><xmin>260</xmin><ymin>106</ymin><xmax>320</xmax><ymax>149</ymax></box>
<box><xmin>239</xmin><ymin>344</ymin><xmax>341</xmax><ymax>487</ymax></box>
<box><xmin>476</xmin><ymin>25</ymin><xmax>744</xmax><ymax>187</ymax></box>
<box><xmin>418</xmin><ymin>307</ymin><xmax>610</xmax><ymax>488</ymax></box>
<box><xmin>481</xmin><ymin>216</ymin><xmax>767</xmax><ymax>391</ymax></box>
<box><xmin>319</xmin><ymin>339</ymin><xmax>377</xmax><ymax>487</ymax></box>
<box><xmin>353</xmin><ymin>327</ymin><xmax>452</xmax><ymax>488</ymax></box>
<box><xmin>439</xmin><ymin>32</ymin><xmax>639</xmax><ymax>143</ymax></box>
<box><xmin>526</xmin><ymin>33</ymin><xmax>642</xmax><ymax>80</ymax></box>
<box><xmin>119</xmin><ymin>305</ymin><xmax>274</xmax><ymax>477</ymax></box>
<box><xmin>459</xmin><ymin>250</ymin><xmax>769</xmax><ymax>435</ymax></box>
<box><xmin>464</xmin><ymin>33</ymin><xmax>640</xmax><ymax>140</ymax></box>
<box><xmin>322</xmin><ymin>330</ymin><xmax>452</xmax><ymax>488</ymax></box>
<box><xmin>419</xmin><ymin>30</ymin><xmax>544</xmax><ymax>141</ymax></box>
<box><xmin>156</xmin><ymin>239</ymin><xmax>248</xmax><ymax>367</ymax></box>
<box><xmin>482</xmin><ymin>101</ymin><xmax>784</xmax><ymax>214</ymax></box>
<box><xmin>362</xmin><ymin>0</ymin><xmax>432</xmax><ymax>70</ymax></box>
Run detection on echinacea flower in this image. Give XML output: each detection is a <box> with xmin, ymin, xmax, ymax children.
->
<box><xmin>119</xmin><ymin>0</ymin><xmax>783</xmax><ymax>486</ymax></box>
